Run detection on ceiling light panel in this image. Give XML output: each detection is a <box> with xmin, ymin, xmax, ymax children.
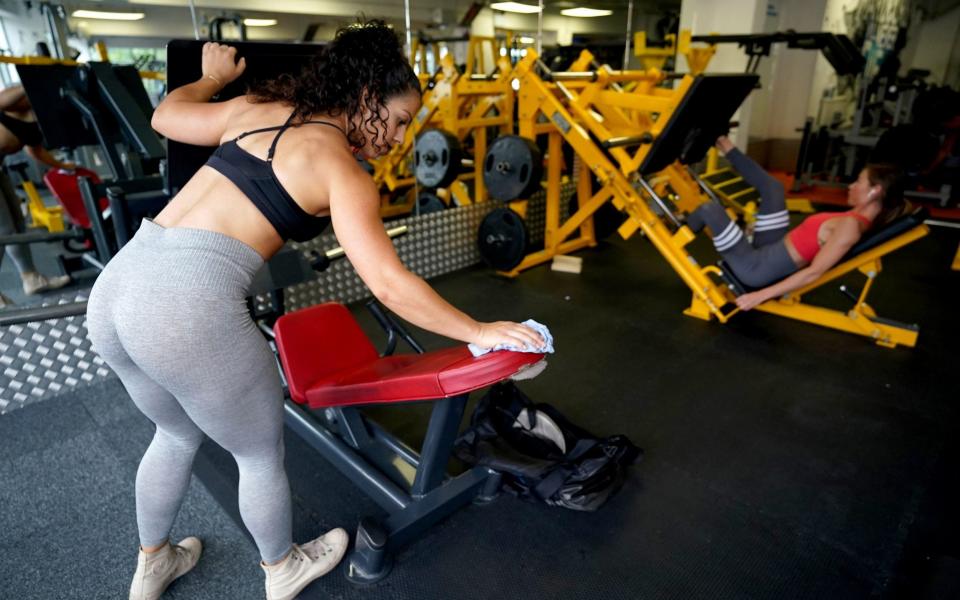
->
<box><xmin>560</xmin><ymin>7</ymin><xmax>614</xmax><ymax>17</ymax></box>
<box><xmin>71</xmin><ymin>9</ymin><xmax>145</xmax><ymax>20</ymax></box>
<box><xmin>490</xmin><ymin>2</ymin><xmax>542</xmax><ymax>14</ymax></box>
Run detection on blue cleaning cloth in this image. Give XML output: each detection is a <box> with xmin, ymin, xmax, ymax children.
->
<box><xmin>468</xmin><ymin>319</ymin><xmax>555</xmax><ymax>357</ymax></box>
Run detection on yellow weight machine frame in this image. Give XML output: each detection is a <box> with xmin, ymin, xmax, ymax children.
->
<box><xmin>504</xmin><ymin>49</ymin><xmax>928</xmax><ymax>348</ymax></box>
<box><xmin>370</xmin><ymin>45</ymin><xmax>515</xmax><ymax>217</ymax></box>
<box><xmin>510</xmin><ymin>49</ymin><xmax>712</xmax><ymax>276</ymax></box>
<box><xmin>22</xmin><ymin>172</ymin><xmax>65</xmax><ymax>233</ymax></box>
<box><xmin>633</xmin><ymin>30</ymin><xmax>716</xmax><ymax>76</ymax></box>
<box><xmin>410</xmin><ymin>34</ymin><xmax>510</xmax><ymax>80</ymax></box>
<box><xmin>0</xmin><ymin>48</ymin><xmax>164</xmax><ymax>81</ymax></box>
<box><xmin>700</xmin><ymin>157</ymin><xmax>816</xmax><ymax>231</ymax></box>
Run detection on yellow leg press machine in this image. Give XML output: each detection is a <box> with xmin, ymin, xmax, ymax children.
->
<box><xmin>477</xmin><ymin>49</ymin><xmax>928</xmax><ymax>348</ymax></box>
<box><xmin>477</xmin><ymin>50</ymin><xmax>756</xmax><ymax>277</ymax></box>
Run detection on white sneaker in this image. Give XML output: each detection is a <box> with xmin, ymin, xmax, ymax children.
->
<box><xmin>129</xmin><ymin>537</ymin><xmax>202</xmax><ymax>600</ymax></box>
<box><xmin>262</xmin><ymin>528</ymin><xmax>349</xmax><ymax>600</ymax></box>
<box><xmin>22</xmin><ymin>272</ymin><xmax>71</xmax><ymax>295</ymax></box>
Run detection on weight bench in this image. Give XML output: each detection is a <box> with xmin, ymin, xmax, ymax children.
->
<box><xmin>718</xmin><ymin>208</ymin><xmax>930</xmax><ymax>347</ymax></box>
<box><xmin>273</xmin><ymin>302</ymin><xmax>544</xmax><ymax>583</ymax></box>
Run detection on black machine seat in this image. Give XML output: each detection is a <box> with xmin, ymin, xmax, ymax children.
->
<box><xmin>719</xmin><ymin>207</ymin><xmax>929</xmax><ymax>296</ymax></box>
<box><xmin>718</xmin><ymin>260</ymin><xmax>751</xmax><ymax>295</ymax></box>
<box><xmin>844</xmin><ymin>207</ymin><xmax>928</xmax><ymax>257</ymax></box>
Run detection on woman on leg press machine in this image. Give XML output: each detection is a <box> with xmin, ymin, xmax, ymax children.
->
<box><xmin>0</xmin><ymin>84</ymin><xmax>78</xmax><ymax>307</ymax></box>
<box><xmin>688</xmin><ymin>135</ymin><xmax>908</xmax><ymax>311</ymax></box>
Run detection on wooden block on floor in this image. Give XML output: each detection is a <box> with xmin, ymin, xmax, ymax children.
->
<box><xmin>551</xmin><ymin>255</ymin><xmax>582</xmax><ymax>274</ymax></box>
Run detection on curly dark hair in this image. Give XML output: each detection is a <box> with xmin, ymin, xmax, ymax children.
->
<box><xmin>248</xmin><ymin>19</ymin><xmax>420</xmax><ymax>154</ymax></box>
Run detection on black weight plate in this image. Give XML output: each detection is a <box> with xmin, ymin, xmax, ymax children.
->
<box><xmin>478</xmin><ymin>207</ymin><xmax>529</xmax><ymax>271</ymax></box>
<box><xmin>414</xmin><ymin>128</ymin><xmax>463</xmax><ymax>188</ymax></box>
<box><xmin>483</xmin><ymin>135</ymin><xmax>544</xmax><ymax>201</ymax></box>
<box><xmin>417</xmin><ymin>190</ymin><xmax>447</xmax><ymax>214</ymax></box>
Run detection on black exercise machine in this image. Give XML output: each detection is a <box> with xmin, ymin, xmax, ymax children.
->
<box><xmin>691</xmin><ymin>31</ymin><xmax>865</xmax><ymax>75</ymax></box>
<box><xmin>15</xmin><ymin>61</ymin><xmax>167</xmax><ymax>267</ymax></box>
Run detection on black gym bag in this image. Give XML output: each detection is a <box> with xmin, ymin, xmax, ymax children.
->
<box><xmin>455</xmin><ymin>382</ymin><xmax>642</xmax><ymax>511</ymax></box>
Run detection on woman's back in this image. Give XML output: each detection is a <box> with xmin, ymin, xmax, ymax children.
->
<box><xmin>155</xmin><ymin>97</ymin><xmax>357</xmax><ymax>259</ymax></box>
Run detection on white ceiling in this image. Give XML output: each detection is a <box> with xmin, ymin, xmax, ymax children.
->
<box><xmin>62</xmin><ymin>0</ymin><xmax>680</xmax><ymax>44</ymax></box>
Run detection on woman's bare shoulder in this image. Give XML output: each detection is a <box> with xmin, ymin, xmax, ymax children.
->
<box><xmin>218</xmin><ymin>97</ymin><xmax>288</xmax><ymax>135</ymax></box>
<box><xmin>273</xmin><ymin>128</ymin><xmax>368</xmax><ymax>212</ymax></box>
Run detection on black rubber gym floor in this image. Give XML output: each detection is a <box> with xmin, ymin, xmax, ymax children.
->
<box><xmin>1</xmin><ymin>223</ymin><xmax>958</xmax><ymax>600</ymax></box>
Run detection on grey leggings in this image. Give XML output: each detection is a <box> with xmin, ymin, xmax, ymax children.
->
<box><xmin>690</xmin><ymin>148</ymin><xmax>797</xmax><ymax>288</ymax></box>
<box><xmin>0</xmin><ymin>167</ymin><xmax>36</xmax><ymax>273</ymax></box>
<box><xmin>86</xmin><ymin>219</ymin><xmax>293</xmax><ymax>563</ymax></box>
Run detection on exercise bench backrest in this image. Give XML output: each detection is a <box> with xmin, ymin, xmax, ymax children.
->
<box><xmin>843</xmin><ymin>207</ymin><xmax>929</xmax><ymax>260</ymax></box>
<box><xmin>273</xmin><ymin>303</ymin><xmax>380</xmax><ymax>403</ymax></box>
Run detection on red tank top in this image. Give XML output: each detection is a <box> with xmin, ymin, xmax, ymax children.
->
<box><xmin>787</xmin><ymin>211</ymin><xmax>872</xmax><ymax>263</ymax></box>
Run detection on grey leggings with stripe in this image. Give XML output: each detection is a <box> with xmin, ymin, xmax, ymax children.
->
<box><xmin>0</xmin><ymin>167</ymin><xmax>36</xmax><ymax>273</ymax></box>
<box><xmin>86</xmin><ymin>219</ymin><xmax>293</xmax><ymax>563</ymax></box>
<box><xmin>689</xmin><ymin>148</ymin><xmax>797</xmax><ymax>288</ymax></box>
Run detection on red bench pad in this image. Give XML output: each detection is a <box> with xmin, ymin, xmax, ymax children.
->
<box><xmin>43</xmin><ymin>168</ymin><xmax>108</xmax><ymax>229</ymax></box>
<box><xmin>274</xmin><ymin>303</ymin><xmax>544</xmax><ymax>409</ymax></box>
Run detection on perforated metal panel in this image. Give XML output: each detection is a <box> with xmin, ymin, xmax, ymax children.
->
<box><xmin>283</xmin><ymin>201</ymin><xmax>494</xmax><ymax>311</ymax></box>
<box><xmin>0</xmin><ymin>291</ymin><xmax>106</xmax><ymax>414</ymax></box>
<box><xmin>1</xmin><ymin>183</ymin><xmax>576</xmax><ymax>412</ymax></box>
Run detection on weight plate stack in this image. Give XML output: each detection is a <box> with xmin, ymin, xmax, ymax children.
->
<box><xmin>414</xmin><ymin>128</ymin><xmax>463</xmax><ymax>189</ymax></box>
<box><xmin>477</xmin><ymin>207</ymin><xmax>529</xmax><ymax>271</ymax></box>
<box><xmin>483</xmin><ymin>135</ymin><xmax>544</xmax><ymax>201</ymax></box>
<box><xmin>417</xmin><ymin>190</ymin><xmax>447</xmax><ymax>214</ymax></box>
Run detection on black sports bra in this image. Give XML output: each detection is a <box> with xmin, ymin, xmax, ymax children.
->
<box><xmin>205</xmin><ymin>112</ymin><xmax>341</xmax><ymax>242</ymax></box>
<box><xmin>0</xmin><ymin>112</ymin><xmax>43</xmax><ymax>147</ymax></box>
